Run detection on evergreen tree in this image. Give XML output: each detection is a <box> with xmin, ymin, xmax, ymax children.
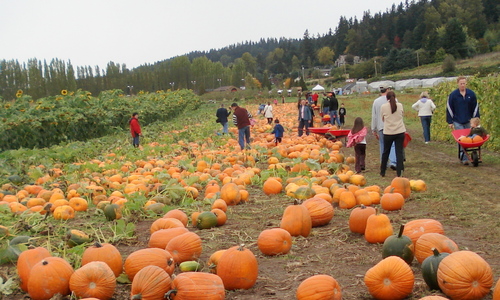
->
<box><xmin>442</xmin><ymin>18</ymin><xmax>468</xmax><ymax>58</ymax></box>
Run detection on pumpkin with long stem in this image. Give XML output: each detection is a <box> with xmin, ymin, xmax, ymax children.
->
<box><xmin>382</xmin><ymin>224</ymin><xmax>414</xmax><ymax>264</ymax></box>
<box><xmin>421</xmin><ymin>248</ymin><xmax>449</xmax><ymax>291</ymax></box>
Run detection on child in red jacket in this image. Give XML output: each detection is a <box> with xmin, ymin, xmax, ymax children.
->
<box><xmin>129</xmin><ymin>112</ymin><xmax>141</xmax><ymax>147</ymax></box>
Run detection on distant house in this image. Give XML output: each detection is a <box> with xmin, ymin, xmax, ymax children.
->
<box><xmin>335</xmin><ymin>55</ymin><xmax>362</xmax><ymax>67</ymax></box>
<box><xmin>213</xmin><ymin>86</ymin><xmax>239</xmax><ymax>92</ymax></box>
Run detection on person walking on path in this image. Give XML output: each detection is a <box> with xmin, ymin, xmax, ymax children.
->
<box><xmin>321</xmin><ymin>94</ymin><xmax>330</xmax><ymax>125</ymax></box>
<box><xmin>347</xmin><ymin>117</ymin><xmax>367</xmax><ymax>173</ymax></box>
<box><xmin>328</xmin><ymin>92</ymin><xmax>341</xmax><ymax>127</ymax></box>
<box><xmin>231</xmin><ymin>103</ymin><xmax>253</xmax><ymax>150</ymax></box>
<box><xmin>271</xmin><ymin>119</ymin><xmax>285</xmax><ymax>145</ymax></box>
<box><xmin>446</xmin><ymin>76</ymin><xmax>480</xmax><ymax>165</ymax></box>
<box><xmin>216</xmin><ymin>103</ymin><xmax>231</xmax><ymax>135</ymax></box>
<box><xmin>263</xmin><ymin>102</ymin><xmax>274</xmax><ymax>124</ymax></box>
<box><xmin>129</xmin><ymin>112</ymin><xmax>141</xmax><ymax>148</ymax></box>
<box><xmin>371</xmin><ymin>84</ymin><xmax>397</xmax><ymax>170</ymax></box>
<box><xmin>412</xmin><ymin>91</ymin><xmax>436</xmax><ymax>144</ymax></box>
<box><xmin>380</xmin><ymin>91</ymin><xmax>406</xmax><ymax>177</ymax></box>
<box><xmin>298</xmin><ymin>99</ymin><xmax>313</xmax><ymax>136</ymax></box>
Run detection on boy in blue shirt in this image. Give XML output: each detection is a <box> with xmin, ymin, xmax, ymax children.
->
<box><xmin>271</xmin><ymin>119</ymin><xmax>285</xmax><ymax>145</ymax></box>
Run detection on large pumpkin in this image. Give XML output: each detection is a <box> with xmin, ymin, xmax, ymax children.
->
<box><xmin>403</xmin><ymin>219</ymin><xmax>444</xmax><ymax>245</ymax></box>
<box><xmin>165</xmin><ymin>231</ymin><xmax>203</xmax><ymax>263</ymax></box>
<box><xmin>148</xmin><ymin>227</ymin><xmax>189</xmax><ymax>249</ymax></box>
<box><xmin>17</xmin><ymin>247</ymin><xmax>51</xmax><ymax>292</ymax></box>
<box><xmin>150</xmin><ymin>217</ymin><xmax>185</xmax><ymax>234</ymax></box>
<box><xmin>216</xmin><ymin>244</ymin><xmax>258</xmax><ymax>290</ymax></box>
<box><xmin>296</xmin><ymin>274</ymin><xmax>342</xmax><ymax>300</ymax></box>
<box><xmin>280</xmin><ymin>201</ymin><xmax>312</xmax><ymax>237</ymax></box>
<box><xmin>163</xmin><ymin>209</ymin><xmax>189</xmax><ymax>227</ymax></box>
<box><xmin>263</xmin><ymin>178</ymin><xmax>283</xmax><ymax>195</ymax></box>
<box><xmin>131</xmin><ymin>265</ymin><xmax>172</xmax><ymax>300</ymax></box>
<box><xmin>124</xmin><ymin>248</ymin><xmax>175</xmax><ymax>281</ymax></box>
<box><xmin>364</xmin><ymin>212</ymin><xmax>393</xmax><ymax>244</ymax></box>
<box><xmin>257</xmin><ymin>228</ymin><xmax>292</xmax><ymax>256</ymax></box>
<box><xmin>437</xmin><ymin>251</ymin><xmax>493</xmax><ymax>300</ymax></box>
<box><xmin>382</xmin><ymin>224</ymin><xmax>414</xmax><ymax>265</ymax></box>
<box><xmin>364</xmin><ymin>256</ymin><xmax>414</xmax><ymax>300</ymax></box>
<box><xmin>220</xmin><ymin>182</ymin><xmax>241</xmax><ymax>206</ymax></box>
<box><xmin>301</xmin><ymin>197</ymin><xmax>334</xmax><ymax>227</ymax></box>
<box><xmin>493</xmin><ymin>277</ymin><xmax>500</xmax><ymax>300</ymax></box>
<box><xmin>165</xmin><ymin>272</ymin><xmax>225</xmax><ymax>299</ymax></box>
<box><xmin>349</xmin><ymin>205</ymin><xmax>376</xmax><ymax>234</ymax></box>
<box><xmin>27</xmin><ymin>257</ymin><xmax>75</xmax><ymax>300</ymax></box>
<box><xmin>69</xmin><ymin>261</ymin><xmax>116</xmax><ymax>300</ymax></box>
<box><xmin>414</xmin><ymin>233</ymin><xmax>458</xmax><ymax>264</ymax></box>
<box><xmin>81</xmin><ymin>242</ymin><xmax>123</xmax><ymax>277</ymax></box>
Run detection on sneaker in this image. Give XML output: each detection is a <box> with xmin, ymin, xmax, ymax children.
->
<box><xmin>390</xmin><ymin>165</ymin><xmax>396</xmax><ymax>170</ymax></box>
<box><xmin>462</xmin><ymin>161</ymin><xmax>469</xmax><ymax>165</ymax></box>
<box><xmin>425</xmin><ymin>142</ymin><xmax>429</xmax><ymax>144</ymax></box>
<box><xmin>380</xmin><ymin>172</ymin><xmax>385</xmax><ymax>177</ymax></box>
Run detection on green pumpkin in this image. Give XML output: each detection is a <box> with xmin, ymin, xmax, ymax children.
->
<box><xmin>382</xmin><ymin>224</ymin><xmax>414</xmax><ymax>264</ymax></box>
<box><xmin>144</xmin><ymin>202</ymin><xmax>166</xmax><ymax>214</ymax></box>
<box><xmin>66</xmin><ymin>229</ymin><xmax>92</xmax><ymax>247</ymax></box>
<box><xmin>104</xmin><ymin>203</ymin><xmax>122</xmax><ymax>221</ymax></box>
<box><xmin>179</xmin><ymin>261</ymin><xmax>202</xmax><ymax>272</ymax></box>
<box><xmin>196</xmin><ymin>211</ymin><xmax>218</xmax><ymax>230</ymax></box>
<box><xmin>422</xmin><ymin>248</ymin><xmax>450</xmax><ymax>291</ymax></box>
<box><xmin>9</xmin><ymin>235</ymin><xmax>32</xmax><ymax>246</ymax></box>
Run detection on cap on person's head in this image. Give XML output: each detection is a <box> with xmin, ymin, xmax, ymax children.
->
<box><xmin>231</xmin><ymin>103</ymin><xmax>238</xmax><ymax>107</ymax></box>
<box><xmin>379</xmin><ymin>84</ymin><xmax>390</xmax><ymax>92</ymax></box>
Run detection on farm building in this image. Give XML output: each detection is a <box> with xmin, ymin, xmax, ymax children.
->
<box><xmin>394</xmin><ymin>79</ymin><xmax>422</xmax><ymax>90</ymax></box>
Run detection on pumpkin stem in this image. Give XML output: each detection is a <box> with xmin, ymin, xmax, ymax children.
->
<box><xmin>397</xmin><ymin>224</ymin><xmax>405</xmax><ymax>238</ymax></box>
<box><xmin>164</xmin><ymin>290</ymin><xmax>177</xmax><ymax>299</ymax></box>
<box><xmin>167</xmin><ymin>258</ymin><xmax>174</xmax><ymax>266</ymax></box>
<box><xmin>431</xmin><ymin>247</ymin><xmax>440</xmax><ymax>256</ymax></box>
<box><xmin>131</xmin><ymin>294</ymin><xmax>142</xmax><ymax>300</ymax></box>
<box><xmin>42</xmin><ymin>260</ymin><xmax>48</xmax><ymax>265</ymax></box>
<box><xmin>238</xmin><ymin>244</ymin><xmax>245</xmax><ymax>251</ymax></box>
<box><xmin>360</xmin><ymin>204</ymin><xmax>366</xmax><ymax>209</ymax></box>
<box><xmin>94</xmin><ymin>242</ymin><xmax>102</xmax><ymax>248</ymax></box>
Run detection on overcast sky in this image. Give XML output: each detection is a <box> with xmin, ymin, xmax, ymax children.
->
<box><xmin>1</xmin><ymin>0</ymin><xmax>399</xmax><ymax>69</ymax></box>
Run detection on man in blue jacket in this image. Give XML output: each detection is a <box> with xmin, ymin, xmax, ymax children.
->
<box><xmin>446</xmin><ymin>76</ymin><xmax>480</xmax><ymax>165</ymax></box>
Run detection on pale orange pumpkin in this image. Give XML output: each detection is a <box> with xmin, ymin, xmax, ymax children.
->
<box><xmin>257</xmin><ymin>228</ymin><xmax>292</xmax><ymax>256</ymax></box>
<box><xmin>297</xmin><ymin>274</ymin><xmax>342</xmax><ymax>300</ymax></box>
<box><xmin>280</xmin><ymin>201</ymin><xmax>312</xmax><ymax>237</ymax></box>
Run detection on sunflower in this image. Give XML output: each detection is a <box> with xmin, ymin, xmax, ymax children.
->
<box><xmin>16</xmin><ymin>89</ymin><xmax>23</xmax><ymax>98</ymax></box>
<box><xmin>61</xmin><ymin>89</ymin><xmax>68</xmax><ymax>95</ymax></box>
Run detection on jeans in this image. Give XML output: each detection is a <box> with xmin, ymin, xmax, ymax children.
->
<box><xmin>454</xmin><ymin>121</ymin><xmax>471</xmax><ymax>162</ymax></box>
<box><xmin>238</xmin><ymin>126</ymin><xmax>251</xmax><ymax>150</ymax></box>
<box><xmin>354</xmin><ymin>144</ymin><xmax>366</xmax><ymax>173</ymax></box>
<box><xmin>132</xmin><ymin>136</ymin><xmax>140</xmax><ymax>147</ymax></box>
<box><xmin>420</xmin><ymin>116</ymin><xmax>432</xmax><ymax>142</ymax></box>
<box><xmin>221</xmin><ymin>122</ymin><xmax>228</xmax><ymax>134</ymax></box>
<box><xmin>381</xmin><ymin>132</ymin><xmax>405</xmax><ymax>177</ymax></box>
<box><xmin>298</xmin><ymin>119</ymin><xmax>310</xmax><ymax>136</ymax></box>
<box><xmin>378</xmin><ymin>130</ymin><xmax>396</xmax><ymax>167</ymax></box>
<box><xmin>329</xmin><ymin>110</ymin><xmax>341</xmax><ymax>127</ymax></box>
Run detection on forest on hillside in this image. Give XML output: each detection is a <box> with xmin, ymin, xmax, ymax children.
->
<box><xmin>1</xmin><ymin>0</ymin><xmax>499</xmax><ymax>99</ymax></box>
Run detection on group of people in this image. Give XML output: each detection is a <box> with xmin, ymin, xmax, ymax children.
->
<box><xmin>129</xmin><ymin>76</ymin><xmax>484</xmax><ymax>176</ymax></box>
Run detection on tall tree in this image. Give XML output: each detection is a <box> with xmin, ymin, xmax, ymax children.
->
<box><xmin>442</xmin><ymin>18</ymin><xmax>468</xmax><ymax>58</ymax></box>
<box><xmin>317</xmin><ymin>47</ymin><xmax>335</xmax><ymax>66</ymax></box>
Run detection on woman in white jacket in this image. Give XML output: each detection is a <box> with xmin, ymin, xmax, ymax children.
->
<box><xmin>263</xmin><ymin>102</ymin><xmax>274</xmax><ymax>124</ymax></box>
<box><xmin>412</xmin><ymin>91</ymin><xmax>436</xmax><ymax>144</ymax></box>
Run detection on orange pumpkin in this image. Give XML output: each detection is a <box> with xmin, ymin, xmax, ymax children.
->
<box><xmin>348</xmin><ymin>205</ymin><xmax>376</xmax><ymax>234</ymax></box>
<box><xmin>493</xmin><ymin>277</ymin><xmax>500</xmax><ymax>300</ymax></box>
<box><xmin>207</xmin><ymin>249</ymin><xmax>226</xmax><ymax>274</ymax></box>
<box><xmin>380</xmin><ymin>189</ymin><xmax>405</xmax><ymax>211</ymax></box>
<box><xmin>163</xmin><ymin>209</ymin><xmax>188</xmax><ymax>227</ymax></box>
<box><xmin>220</xmin><ymin>182</ymin><xmax>241</xmax><ymax>206</ymax></box>
<box><xmin>338</xmin><ymin>190</ymin><xmax>356</xmax><ymax>209</ymax></box>
<box><xmin>124</xmin><ymin>248</ymin><xmax>175</xmax><ymax>281</ymax></box>
<box><xmin>69</xmin><ymin>261</ymin><xmax>116</xmax><ymax>300</ymax></box>
<box><xmin>365</xmin><ymin>212</ymin><xmax>393</xmax><ymax>244</ymax></box>
<box><xmin>386</xmin><ymin>177</ymin><xmax>411</xmax><ymax>199</ymax></box>
<box><xmin>301</xmin><ymin>197</ymin><xmax>334</xmax><ymax>227</ymax></box>
<box><xmin>150</xmin><ymin>217</ymin><xmax>185</xmax><ymax>233</ymax></box>
<box><xmin>216</xmin><ymin>244</ymin><xmax>258</xmax><ymax>290</ymax></box>
<box><xmin>165</xmin><ymin>231</ymin><xmax>203</xmax><ymax>263</ymax></box>
<box><xmin>280</xmin><ymin>202</ymin><xmax>312</xmax><ymax>237</ymax></box>
<box><xmin>364</xmin><ymin>256</ymin><xmax>414</xmax><ymax>300</ymax></box>
<box><xmin>81</xmin><ymin>242</ymin><xmax>123</xmax><ymax>277</ymax></box>
<box><xmin>27</xmin><ymin>257</ymin><xmax>74</xmax><ymax>300</ymax></box>
<box><xmin>210</xmin><ymin>208</ymin><xmax>227</xmax><ymax>226</ymax></box>
<box><xmin>263</xmin><ymin>178</ymin><xmax>283</xmax><ymax>195</ymax></box>
<box><xmin>68</xmin><ymin>197</ymin><xmax>88</xmax><ymax>212</ymax></box>
<box><xmin>165</xmin><ymin>272</ymin><xmax>225</xmax><ymax>299</ymax></box>
<box><xmin>257</xmin><ymin>228</ymin><xmax>292</xmax><ymax>256</ymax></box>
<box><xmin>17</xmin><ymin>247</ymin><xmax>51</xmax><ymax>292</ymax></box>
<box><xmin>52</xmin><ymin>205</ymin><xmax>75</xmax><ymax>220</ymax></box>
<box><xmin>414</xmin><ymin>233</ymin><xmax>459</xmax><ymax>263</ymax></box>
<box><xmin>403</xmin><ymin>219</ymin><xmax>444</xmax><ymax>246</ymax></box>
<box><xmin>296</xmin><ymin>274</ymin><xmax>342</xmax><ymax>300</ymax></box>
<box><xmin>131</xmin><ymin>265</ymin><xmax>172</xmax><ymax>300</ymax></box>
<box><xmin>437</xmin><ymin>251</ymin><xmax>493</xmax><ymax>300</ymax></box>
<box><xmin>211</xmin><ymin>199</ymin><xmax>228</xmax><ymax>212</ymax></box>
<box><xmin>148</xmin><ymin>227</ymin><xmax>189</xmax><ymax>249</ymax></box>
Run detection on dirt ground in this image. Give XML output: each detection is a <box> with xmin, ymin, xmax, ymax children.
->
<box><xmin>2</xmin><ymin>127</ymin><xmax>500</xmax><ymax>300</ymax></box>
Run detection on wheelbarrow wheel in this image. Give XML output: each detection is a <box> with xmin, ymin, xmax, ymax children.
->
<box><xmin>472</xmin><ymin>151</ymin><xmax>479</xmax><ymax>167</ymax></box>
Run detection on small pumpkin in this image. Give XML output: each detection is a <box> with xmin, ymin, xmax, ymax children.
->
<box><xmin>207</xmin><ymin>249</ymin><xmax>226</xmax><ymax>274</ymax></box>
<box><xmin>210</xmin><ymin>208</ymin><xmax>227</xmax><ymax>226</ymax></box>
<box><xmin>348</xmin><ymin>204</ymin><xmax>376</xmax><ymax>234</ymax></box>
<box><xmin>150</xmin><ymin>217</ymin><xmax>185</xmax><ymax>233</ymax></box>
<box><xmin>364</xmin><ymin>256</ymin><xmax>414</xmax><ymax>300</ymax></box>
<box><xmin>296</xmin><ymin>274</ymin><xmax>342</xmax><ymax>300</ymax></box>
<box><xmin>165</xmin><ymin>231</ymin><xmax>203</xmax><ymax>263</ymax></box>
<box><xmin>301</xmin><ymin>197</ymin><xmax>334</xmax><ymax>227</ymax></box>
<box><xmin>148</xmin><ymin>227</ymin><xmax>189</xmax><ymax>249</ymax></box>
<box><xmin>178</xmin><ymin>261</ymin><xmax>202</xmax><ymax>272</ymax></box>
<box><xmin>124</xmin><ymin>248</ymin><xmax>175</xmax><ymax>281</ymax></box>
<box><xmin>196</xmin><ymin>211</ymin><xmax>218</xmax><ymax>229</ymax></box>
<box><xmin>386</xmin><ymin>177</ymin><xmax>411</xmax><ymax>199</ymax></box>
<box><xmin>220</xmin><ymin>182</ymin><xmax>241</xmax><ymax>206</ymax></box>
<box><xmin>130</xmin><ymin>265</ymin><xmax>172</xmax><ymax>300</ymax></box>
<box><xmin>437</xmin><ymin>250</ymin><xmax>493</xmax><ymax>300</ymax></box>
<box><xmin>66</xmin><ymin>229</ymin><xmax>92</xmax><ymax>247</ymax></box>
<box><xmin>165</xmin><ymin>272</ymin><xmax>225</xmax><ymax>299</ymax></box>
<box><xmin>27</xmin><ymin>257</ymin><xmax>74</xmax><ymax>300</ymax></box>
<box><xmin>263</xmin><ymin>178</ymin><xmax>283</xmax><ymax>195</ymax></box>
<box><xmin>338</xmin><ymin>190</ymin><xmax>356</xmax><ymax>209</ymax></box>
<box><xmin>103</xmin><ymin>203</ymin><xmax>122</xmax><ymax>221</ymax></box>
<box><xmin>257</xmin><ymin>228</ymin><xmax>292</xmax><ymax>256</ymax></box>
<box><xmin>364</xmin><ymin>211</ymin><xmax>393</xmax><ymax>244</ymax></box>
<box><xmin>163</xmin><ymin>209</ymin><xmax>188</xmax><ymax>226</ymax></box>
<box><xmin>382</xmin><ymin>224</ymin><xmax>414</xmax><ymax>264</ymax></box>
<box><xmin>69</xmin><ymin>261</ymin><xmax>116</xmax><ymax>300</ymax></box>
<box><xmin>81</xmin><ymin>242</ymin><xmax>123</xmax><ymax>277</ymax></box>
<box><xmin>280</xmin><ymin>201</ymin><xmax>312</xmax><ymax>237</ymax></box>
<box><xmin>216</xmin><ymin>244</ymin><xmax>258</xmax><ymax>290</ymax></box>
<box><xmin>421</xmin><ymin>248</ymin><xmax>449</xmax><ymax>291</ymax></box>
<box><xmin>380</xmin><ymin>188</ymin><xmax>405</xmax><ymax>211</ymax></box>
<box><xmin>53</xmin><ymin>204</ymin><xmax>75</xmax><ymax>220</ymax></box>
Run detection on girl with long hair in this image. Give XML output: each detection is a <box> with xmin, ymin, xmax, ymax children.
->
<box><xmin>380</xmin><ymin>91</ymin><xmax>406</xmax><ymax>177</ymax></box>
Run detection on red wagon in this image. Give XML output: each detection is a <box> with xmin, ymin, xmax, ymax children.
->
<box><xmin>452</xmin><ymin>129</ymin><xmax>490</xmax><ymax>167</ymax></box>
